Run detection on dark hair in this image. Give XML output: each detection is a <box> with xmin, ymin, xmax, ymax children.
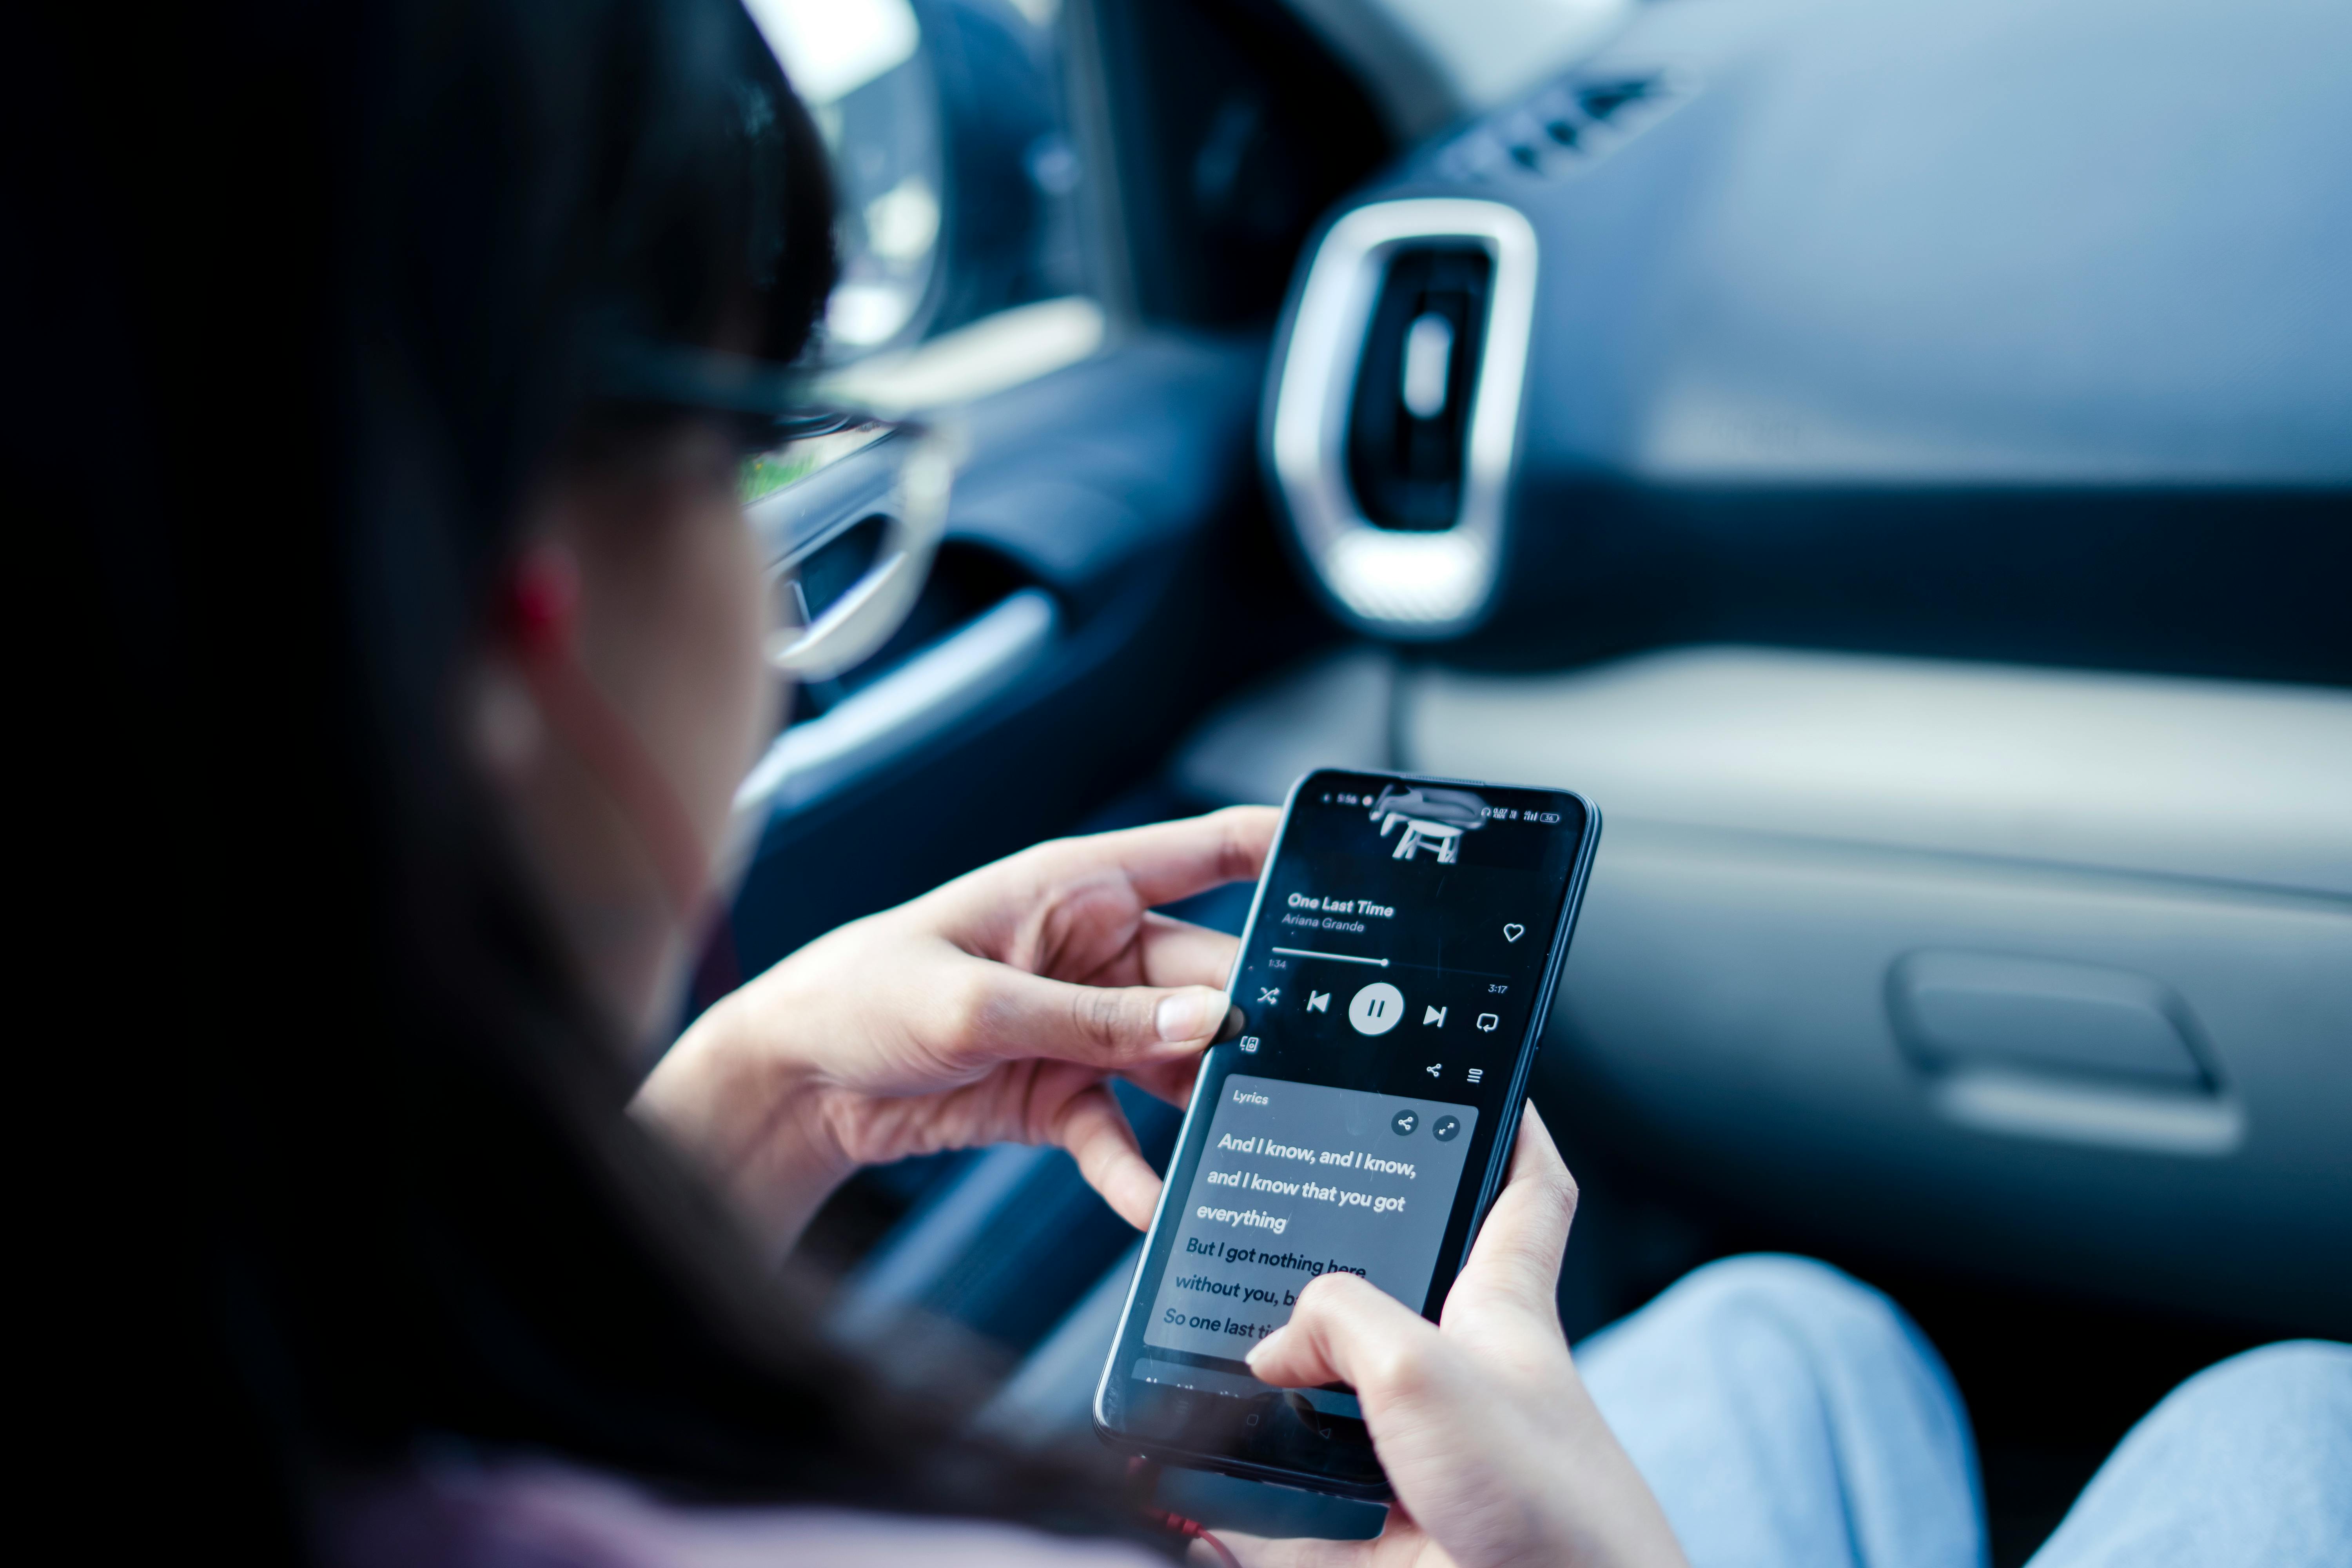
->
<box><xmin>24</xmin><ymin>0</ymin><xmax>1154</xmax><ymax>1557</ymax></box>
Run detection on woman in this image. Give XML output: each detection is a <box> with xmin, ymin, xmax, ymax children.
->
<box><xmin>38</xmin><ymin>0</ymin><xmax>2344</xmax><ymax>1563</ymax></box>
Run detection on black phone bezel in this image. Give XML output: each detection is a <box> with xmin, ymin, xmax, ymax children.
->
<box><xmin>1090</xmin><ymin>767</ymin><xmax>1603</xmax><ymax>1500</ymax></box>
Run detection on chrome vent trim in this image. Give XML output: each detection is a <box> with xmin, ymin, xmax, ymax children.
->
<box><xmin>1270</xmin><ymin>198</ymin><xmax>1538</xmax><ymax>637</ymax></box>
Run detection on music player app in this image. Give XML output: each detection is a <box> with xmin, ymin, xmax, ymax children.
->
<box><xmin>1137</xmin><ymin>773</ymin><xmax>1585</xmax><ymax>1373</ymax></box>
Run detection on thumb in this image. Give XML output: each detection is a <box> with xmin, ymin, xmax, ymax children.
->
<box><xmin>1244</xmin><ymin>1270</ymin><xmax>1445</xmax><ymax>1406</ymax></box>
<box><xmin>1244</xmin><ymin>1273</ymin><xmax>1501</xmax><ymax>1541</ymax></box>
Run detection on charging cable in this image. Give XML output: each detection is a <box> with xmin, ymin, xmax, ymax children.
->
<box><xmin>1128</xmin><ymin>1460</ymin><xmax>1242</xmax><ymax>1567</ymax></box>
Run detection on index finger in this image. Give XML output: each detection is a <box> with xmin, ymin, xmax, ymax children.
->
<box><xmin>1035</xmin><ymin>805</ymin><xmax>1278</xmax><ymax>910</ymax></box>
<box><xmin>1129</xmin><ymin>913</ymin><xmax>1242</xmax><ymax>991</ymax></box>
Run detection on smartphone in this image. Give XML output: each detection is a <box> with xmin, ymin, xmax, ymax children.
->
<box><xmin>1093</xmin><ymin>768</ymin><xmax>1600</xmax><ymax>1498</ymax></box>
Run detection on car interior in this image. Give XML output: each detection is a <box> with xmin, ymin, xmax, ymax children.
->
<box><xmin>718</xmin><ymin>0</ymin><xmax>2349</xmax><ymax>1558</ymax></box>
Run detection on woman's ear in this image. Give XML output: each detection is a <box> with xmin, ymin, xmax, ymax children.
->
<box><xmin>469</xmin><ymin>540</ymin><xmax>583</xmax><ymax>784</ymax></box>
<box><xmin>470</xmin><ymin>658</ymin><xmax>544</xmax><ymax>784</ymax></box>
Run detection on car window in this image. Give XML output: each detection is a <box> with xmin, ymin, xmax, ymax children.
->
<box><xmin>744</xmin><ymin>0</ymin><xmax>1094</xmax><ymax>364</ymax></box>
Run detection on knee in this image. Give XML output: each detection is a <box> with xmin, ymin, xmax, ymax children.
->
<box><xmin>1577</xmin><ymin>1252</ymin><xmax>1979</xmax><ymax>1551</ymax></box>
<box><xmin>2039</xmin><ymin>1340</ymin><xmax>2352</xmax><ymax>1559</ymax></box>
<box><xmin>1656</xmin><ymin>1254</ymin><xmax>1911</xmax><ymax>1350</ymax></box>
<box><xmin>2141</xmin><ymin>1339</ymin><xmax>2352</xmax><ymax>1442</ymax></box>
<box><xmin>1590</xmin><ymin>1253</ymin><xmax>1949</xmax><ymax>1406</ymax></box>
<box><xmin>1670</xmin><ymin>1252</ymin><xmax>1875</xmax><ymax>1307</ymax></box>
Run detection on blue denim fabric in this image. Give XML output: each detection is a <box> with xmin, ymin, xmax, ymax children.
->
<box><xmin>1578</xmin><ymin>1255</ymin><xmax>2352</xmax><ymax>1568</ymax></box>
<box><xmin>2025</xmin><ymin>1340</ymin><xmax>2352</xmax><ymax>1568</ymax></box>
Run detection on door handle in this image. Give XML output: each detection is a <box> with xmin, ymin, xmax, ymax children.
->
<box><xmin>733</xmin><ymin>586</ymin><xmax>1060</xmax><ymax>826</ymax></box>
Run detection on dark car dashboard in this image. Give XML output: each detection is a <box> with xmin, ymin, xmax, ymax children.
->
<box><xmin>1264</xmin><ymin>0</ymin><xmax>2352</xmax><ymax>682</ymax></box>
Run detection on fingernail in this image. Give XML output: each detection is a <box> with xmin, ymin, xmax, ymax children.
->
<box><xmin>1246</xmin><ymin>1328</ymin><xmax>1286</xmax><ymax>1365</ymax></box>
<box><xmin>1156</xmin><ymin>989</ymin><xmax>1226</xmax><ymax>1042</ymax></box>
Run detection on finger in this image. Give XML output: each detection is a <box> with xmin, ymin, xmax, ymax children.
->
<box><xmin>1035</xmin><ymin>806</ymin><xmax>1279</xmax><ymax>911</ymax></box>
<box><xmin>1510</xmin><ymin>1100</ymin><xmax>1568</xmax><ymax>1181</ymax></box>
<box><xmin>1122</xmin><ymin>1050</ymin><xmax>1202</xmax><ymax>1110</ymax></box>
<box><xmin>1128</xmin><ymin>913</ymin><xmax>1243</xmax><ymax>991</ymax></box>
<box><xmin>1049</xmin><ymin>1083</ymin><xmax>1161</xmax><ymax>1228</ymax></box>
<box><xmin>1201</xmin><ymin>1531</ymin><xmax>1374</xmax><ymax>1568</ymax></box>
<box><xmin>1443</xmin><ymin>1103</ymin><xmax>1579</xmax><ymax>1332</ymax></box>
<box><xmin>1246</xmin><ymin>1281</ymin><xmax>1588</xmax><ymax>1563</ymax></box>
<box><xmin>1243</xmin><ymin>1270</ymin><xmax>1445</xmax><ymax>1402</ymax></box>
<box><xmin>966</xmin><ymin>962</ymin><xmax>1231</xmax><ymax>1071</ymax></box>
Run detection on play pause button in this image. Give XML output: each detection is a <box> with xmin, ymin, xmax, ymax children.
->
<box><xmin>1348</xmin><ymin>982</ymin><xmax>1405</xmax><ymax>1036</ymax></box>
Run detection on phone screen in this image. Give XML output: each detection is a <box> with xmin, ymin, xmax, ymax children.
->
<box><xmin>1096</xmin><ymin>769</ymin><xmax>1597</xmax><ymax>1494</ymax></box>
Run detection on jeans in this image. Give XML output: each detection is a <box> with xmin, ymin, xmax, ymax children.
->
<box><xmin>1578</xmin><ymin>1255</ymin><xmax>2352</xmax><ymax>1568</ymax></box>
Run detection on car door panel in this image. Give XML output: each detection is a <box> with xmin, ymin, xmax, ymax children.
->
<box><xmin>726</xmin><ymin>333</ymin><xmax>1271</xmax><ymax>973</ymax></box>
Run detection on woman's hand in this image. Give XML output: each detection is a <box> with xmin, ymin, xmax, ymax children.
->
<box><xmin>1229</xmin><ymin>1108</ymin><xmax>1688</xmax><ymax>1568</ymax></box>
<box><xmin>633</xmin><ymin>806</ymin><xmax>1276</xmax><ymax>1260</ymax></box>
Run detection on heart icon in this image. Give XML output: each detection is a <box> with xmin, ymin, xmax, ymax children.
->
<box><xmin>1503</xmin><ymin>923</ymin><xmax>1526</xmax><ymax>942</ymax></box>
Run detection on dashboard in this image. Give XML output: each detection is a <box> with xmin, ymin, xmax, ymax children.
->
<box><xmin>1263</xmin><ymin>0</ymin><xmax>2352</xmax><ymax>682</ymax></box>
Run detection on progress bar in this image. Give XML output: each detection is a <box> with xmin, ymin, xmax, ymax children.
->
<box><xmin>1272</xmin><ymin>947</ymin><xmax>1389</xmax><ymax>966</ymax></box>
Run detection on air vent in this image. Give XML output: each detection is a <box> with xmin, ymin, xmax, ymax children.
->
<box><xmin>1436</xmin><ymin>71</ymin><xmax>1681</xmax><ymax>185</ymax></box>
<box><xmin>1577</xmin><ymin>78</ymin><xmax>1656</xmax><ymax>120</ymax></box>
<box><xmin>1346</xmin><ymin>247</ymin><xmax>1493</xmax><ymax>531</ymax></box>
<box><xmin>1267</xmin><ymin>199</ymin><xmax>1537</xmax><ymax>635</ymax></box>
